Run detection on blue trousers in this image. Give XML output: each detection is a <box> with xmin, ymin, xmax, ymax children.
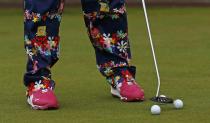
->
<box><xmin>24</xmin><ymin>0</ymin><xmax>136</xmax><ymax>88</ymax></box>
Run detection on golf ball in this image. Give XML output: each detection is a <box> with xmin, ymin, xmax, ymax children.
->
<box><xmin>151</xmin><ymin>105</ymin><xmax>161</xmax><ymax>115</ymax></box>
<box><xmin>173</xmin><ymin>99</ymin><xmax>184</xmax><ymax>109</ymax></box>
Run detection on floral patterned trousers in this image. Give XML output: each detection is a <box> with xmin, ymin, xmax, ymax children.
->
<box><xmin>24</xmin><ymin>0</ymin><xmax>137</xmax><ymax>88</ymax></box>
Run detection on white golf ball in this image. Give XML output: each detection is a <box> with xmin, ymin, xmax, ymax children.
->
<box><xmin>173</xmin><ymin>99</ymin><xmax>184</xmax><ymax>109</ymax></box>
<box><xmin>151</xmin><ymin>105</ymin><xmax>161</xmax><ymax>115</ymax></box>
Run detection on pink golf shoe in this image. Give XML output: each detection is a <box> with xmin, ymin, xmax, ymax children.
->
<box><xmin>26</xmin><ymin>79</ymin><xmax>59</xmax><ymax>110</ymax></box>
<box><xmin>111</xmin><ymin>70</ymin><xmax>145</xmax><ymax>102</ymax></box>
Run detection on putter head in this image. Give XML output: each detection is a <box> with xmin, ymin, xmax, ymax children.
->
<box><xmin>150</xmin><ymin>96</ymin><xmax>173</xmax><ymax>104</ymax></box>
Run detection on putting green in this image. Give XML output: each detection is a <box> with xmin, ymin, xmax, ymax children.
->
<box><xmin>0</xmin><ymin>7</ymin><xmax>210</xmax><ymax>123</ymax></box>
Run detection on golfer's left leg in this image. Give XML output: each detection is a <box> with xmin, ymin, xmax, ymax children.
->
<box><xmin>81</xmin><ymin>0</ymin><xmax>144</xmax><ymax>102</ymax></box>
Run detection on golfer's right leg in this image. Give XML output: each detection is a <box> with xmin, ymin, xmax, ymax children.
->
<box><xmin>23</xmin><ymin>0</ymin><xmax>63</xmax><ymax>109</ymax></box>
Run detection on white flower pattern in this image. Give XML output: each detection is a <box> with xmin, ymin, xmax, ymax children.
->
<box><xmin>117</xmin><ymin>41</ymin><xmax>128</xmax><ymax>53</ymax></box>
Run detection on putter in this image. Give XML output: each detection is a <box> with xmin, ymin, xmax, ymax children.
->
<box><xmin>141</xmin><ymin>0</ymin><xmax>173</xmax><ymax>104</ymax></box>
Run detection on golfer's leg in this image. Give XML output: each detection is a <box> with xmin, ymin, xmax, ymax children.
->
<box><xmin>24</xmin><ymin>0</ymin><xmax>63</xmax><ymax>88</ymax></box>
<box><xmin>81</xmin><ymin>0</ymin><xmax>136</xmax><ymax>87</ymax></box>
<box><xmin>23</xmin><ymin>0</ymin><xmax>65</xmax><ymax>109</ymax></box>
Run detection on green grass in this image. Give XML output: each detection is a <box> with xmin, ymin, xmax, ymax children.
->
<box><xmin>0</xmin><ymin>7</ymin><xmax>210</xmax><ymax>123</ymax></box>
